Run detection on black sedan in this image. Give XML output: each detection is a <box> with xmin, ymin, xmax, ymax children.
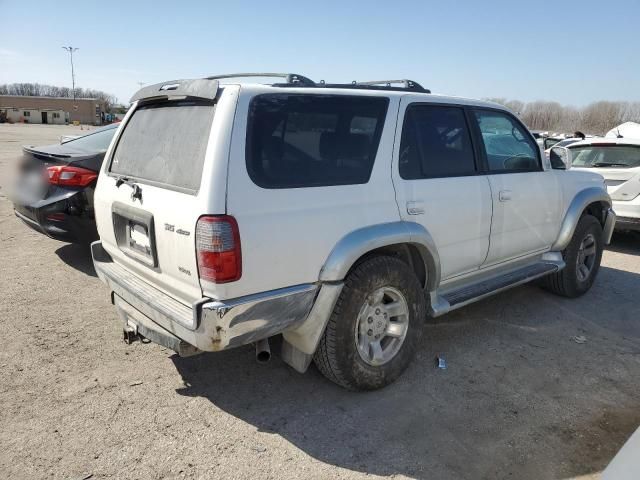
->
<box><xmin>12</xmin><ymin>123</ymin><xmax>118</xmax><ymax>243</ymax></box>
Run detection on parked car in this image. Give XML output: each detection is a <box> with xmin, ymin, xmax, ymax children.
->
<box><xmin>530</xmin><ymin>130</ymin><xmax>547</xmax><ymax>148</ymax></box>
<box><xmin>544</xmin><ymin>137</ymin><xmax>582</xmax><ymax>159</ymax></box>
<box><xmin>91</xmin><ymin>74</ymin><xmax>615</xmax><ymax>390</ymax></box>
<box><xmin>12</xmin><ymin>123</ymin><xmax>119</xmax><ymax>243</ymax></box>
<box><xmin>565</xmin><ymin>138</ymin><xmax>640</xmax><ymax>232</ymax></box>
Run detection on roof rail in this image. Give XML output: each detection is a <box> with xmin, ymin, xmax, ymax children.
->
<box><xmin>355</xmin><ymin>79</ymin><xmax>429</xmax><ymax>93</ymax></box>
<box><xmin>204</xmin><ymin>72</ymin><xmax>316</xmax><ymax>87</ymax></box>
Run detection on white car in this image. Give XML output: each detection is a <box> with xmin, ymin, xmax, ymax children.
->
<box><xmin>567</xmin><ymin>137</ymin><xmax>640</xmax><ymax>232</ymax></box>
<box><xmin>91</xmin><ymin>73</ymin><xmax>615</xmax><ymax>390</ymax></box>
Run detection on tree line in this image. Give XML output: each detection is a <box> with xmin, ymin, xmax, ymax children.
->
<box><xmin>0</xmin><ymin>83</ymin><xmax>117</xmax><ymax>109</ymax></box>
<box><xmin>485</xmin><ymin>98</ymin><xmax>640</xmax><ymax>136</ymax></box>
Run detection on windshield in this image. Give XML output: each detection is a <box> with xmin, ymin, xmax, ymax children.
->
<box><xmin>65</xmin><ymin>125</ymin><xmax>117</xmax><ymax>152</ymax></box>
<box><xmin>570</xmin><ymin>145</ymin><xmax>640</xmax><ymax>168</ymax></box>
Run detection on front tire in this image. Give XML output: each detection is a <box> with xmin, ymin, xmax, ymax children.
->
<box><xmin>541</xmin><ymin>214</ymin><xmax>603</xmax><ymax>298</ymax></box>
<box><xmin>313</xmin><ymin>256</ymin><xmax>426</xmax><ymax>391</ymax></box>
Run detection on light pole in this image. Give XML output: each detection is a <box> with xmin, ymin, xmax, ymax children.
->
<box><xmin>61</xmin><ymin>46</ymin><xmax>79</xmax><ymax>101</ymax></box>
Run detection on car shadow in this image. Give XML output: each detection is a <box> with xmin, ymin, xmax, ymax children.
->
<box><xmin>170</xmin><ymin>269</ymin><xmax>640</xmax><ymax>479</ymax></box>
<box><xmin>607</xmin><ymin>231</ymin><xmax>640</xmax><ymax>255</ymax></box>
<box><xmin>55</xmin><ymin>242</ymin><xmax>97</xmax><ymax>277</ymax></box>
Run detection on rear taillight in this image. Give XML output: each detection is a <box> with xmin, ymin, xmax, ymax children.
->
<box><xmin>196</xmin><ymin>215</ymin><xmax>241</xmax><ymax>283</ymax></box>
<box><xmin>46</xmin><ymin>165</ymin><xmax>98</xmax><ymax>187</ymax></box>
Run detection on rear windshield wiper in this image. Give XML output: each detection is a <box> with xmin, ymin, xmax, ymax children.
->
<box><xmin>115</xmin><ymin>176</ymin><xmax>137</xmax><ymax>188</ymax></box>
<box><xmin>115</xmin><ymin>176</ymin><xmax>143</xmax><ymax>201</ymax></box>
<box><xmin>592</xmin><ymin>162</ymin><xmax>630</xmax><ymax>167</ymax></box>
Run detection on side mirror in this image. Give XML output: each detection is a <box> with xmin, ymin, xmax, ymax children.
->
<box><xmin>549</xmin><ymin>146</ymin><xmax>572</xmax><ymax>170</ymax></box>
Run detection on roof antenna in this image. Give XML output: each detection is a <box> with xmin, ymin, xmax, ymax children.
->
<box><xmin>616</xmin><ymin>128</ymin><xmax>623</xmax><ymax>138</ymax></box>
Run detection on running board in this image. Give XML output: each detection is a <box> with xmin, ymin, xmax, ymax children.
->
<box><xmin>429</xmin><ymin>261</ymin><xmax>563</xmax><ymax>317</ymax></box>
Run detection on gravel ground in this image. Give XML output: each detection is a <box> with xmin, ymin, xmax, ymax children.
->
<box><xmin>1</xmin><ymin>123</ymin><xmax>639</xmax><ymax>480</ymax></box>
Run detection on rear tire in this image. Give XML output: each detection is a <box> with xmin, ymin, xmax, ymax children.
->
<box><xmin>541</xmin><ymin>214</ymin><xmax>603</xmax><ymax>298</ymax></box>
<box><xmin>313</xmin><ymin>256</ymin><xmax>425</xmax><ymax>391</ymax></box>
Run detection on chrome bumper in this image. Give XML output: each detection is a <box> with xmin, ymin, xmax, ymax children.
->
<box><xmin>603</xmin><ymin>207</ymin><xmax>617</xmax><ymax>244</ymax></box>
<box><xmin>91</xmin><ymin>241</ymin><xmax>318</xmax><ymax>353</ymax></box>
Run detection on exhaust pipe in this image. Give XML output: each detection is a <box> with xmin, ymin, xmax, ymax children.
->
<box><xmin>255</xmin><ymin>338</ymin><xmax>271</xmax><ymax>364</ymax></box>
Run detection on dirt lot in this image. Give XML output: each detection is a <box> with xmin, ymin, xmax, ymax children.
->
<box><xmin>1</xmin><ymin>123</ymin><xmax>639</xmax><ymax>480</ymax></box>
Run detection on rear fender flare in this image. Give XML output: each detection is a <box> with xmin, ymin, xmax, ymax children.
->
<box><xmin>281</xmin><ymin>221</ymin><xmax>441</xmax><ymax>371</ymax></box>
<box><xmin>318</xmin><ymin>221</ymin><xmax>441</xmax><ymax>291</ymax></box>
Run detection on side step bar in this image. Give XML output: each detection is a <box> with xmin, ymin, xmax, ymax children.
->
<box><xmin>430</xmin><ymin>260</ymin><xmax>563</xmax><ymax>317</ymax></box>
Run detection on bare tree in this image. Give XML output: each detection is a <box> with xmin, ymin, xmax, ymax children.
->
<box><xmin>484</xmin><ymin>97</ymin><xmax>638</xmax><ymax>135</ymax></box>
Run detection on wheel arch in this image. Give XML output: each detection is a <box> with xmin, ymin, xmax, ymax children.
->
<box><xmin>551</xmin><ymin>187</ymin><xmax>612</xmax><ymax>251</ymax></box>
<box><xmin>318</xmin><ymin>221</ymin><xmax>441</xmax><ymax>292</ymax></box>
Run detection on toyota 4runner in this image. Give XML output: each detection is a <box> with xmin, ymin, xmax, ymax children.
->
<box><xmin>91</xmin><ymin>73</ymin><xmax>616</xmax><ymax>390</ymax></box>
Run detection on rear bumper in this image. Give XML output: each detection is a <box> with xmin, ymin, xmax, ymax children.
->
<box><xmin>91</xmin><ymin>241</ymin><xmax>318</xmax><ymax>354</ymax></box>
<box><xmin>13</xmin><ymin>192</ymin><xmax>97</xmax><ymax>243</ymax></box>
<box><xmin>612</xmin><ymin>199</ymin><xmax>640</xmax><ymax>231</ymax></box>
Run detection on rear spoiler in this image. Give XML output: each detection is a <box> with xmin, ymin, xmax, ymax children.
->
<box><xmin>130</xmin><ymin>78</ymin><xmax>219</xmax><ymax>103</ymax></box>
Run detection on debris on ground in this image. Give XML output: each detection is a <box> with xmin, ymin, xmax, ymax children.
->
<box><xmin>129</xmin><ymin>381</ymin><xmax>143</xmax><ymax>386</ymax></box>
<box><xmin>572</xmin><ymin>335</ymin><xmax>587</xmax><ymax>344</ymax></box>
<box><xmin>436</xmin><ymin>356</ymin><xmax>447</xmax><ymax>369</ymax></box>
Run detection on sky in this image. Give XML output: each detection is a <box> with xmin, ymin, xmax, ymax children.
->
<box><xmin>1</xmin><ymin>0</ymin><xmax>639</xmax><ymax>106</ymax></box>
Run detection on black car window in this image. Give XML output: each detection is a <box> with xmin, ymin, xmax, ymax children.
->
<box><xmin>399</xmin><ymin>104</ymin><xmax>476</xmax><ymax>179</ymax></box>
<box><xmin>246</xmin><ymin>94</ymin><xmax>388</xmax><ymax>189</ymax></box>
<box><xmin>65</xmin><ymin>126</ymin><xmax>117</xmax><ymax>152</ymax></box>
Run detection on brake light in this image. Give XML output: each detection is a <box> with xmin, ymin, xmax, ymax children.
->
<box><xmin>47</xmin><ymin>165</ymin><xmax>98</xmax><ymax>187</ymax></box>
<box><xmin>196</xmin><ymin>215</ymin><xmax>241</xmax><ymax>283</ymax></box>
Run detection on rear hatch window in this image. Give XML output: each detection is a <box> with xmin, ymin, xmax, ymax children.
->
<box><xmin>110</xmin><ymin>102</ymin><xmax>215</xmax><ymax>193</ymax></box>
<box><xmin>570</xmin><ymin>145</ymin><xmax>640</xmax><ymax>169</ymax></box>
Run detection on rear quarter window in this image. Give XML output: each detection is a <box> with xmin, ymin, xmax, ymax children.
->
<box><xmin>110</xmin><ymin>101</ymin><xmax>215</xmax><ymax>193</ymax></box>
<box><xmin>246</xmin><ymin>94</ymin><xmax>389</xmax><ymax>189</ymax></box>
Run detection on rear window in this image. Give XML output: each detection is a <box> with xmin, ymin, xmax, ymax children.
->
<box><xmin>110</xmin><ymin>102</ymin><xmax>215</xmax><ymax>193</ymax></box>
<box><xmin>65</xmin><ymin>126</ymin><xmax>117</xmax><ymax>152</ymax></box>
<box><xmin>570</xmin><ymin>145</ymin><xmax>640</xmax><ymax>168</ymax></box>
<box><xmin>246</xmin><ymin>94</ymin><xmax>389</xmax><ymax>188</ymax></box>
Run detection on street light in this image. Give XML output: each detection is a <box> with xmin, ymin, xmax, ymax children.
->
<box><xmin>61</xmin><ymin>46</ymin><xmax>79</xmax><ymax>101</ymax></box>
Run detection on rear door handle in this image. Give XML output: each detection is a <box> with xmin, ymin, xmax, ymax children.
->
<box><xmin>406</xmin><ymin>201</ymin><xmax>425</xmax><ymax>215</ymax></box>
<box><xmin>499</xmin><ymin>190</ymin><xmax>512</xmax><ymax>202</ymax></box>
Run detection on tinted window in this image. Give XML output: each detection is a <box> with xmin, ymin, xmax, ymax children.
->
<box><xmin>246</xmin><ymin>94</ymin><xmax>388</xmax><ymax>188</ymax></box>
<box><xmin>399</xmin><ymin>105</ymin><xmax>476</xmax><ymax>179</ymax></box>
<box><xmin>473</xmin><ymin>110</ymin><xmax>540</xmax><ymax>172</ymax></box>
<box><xmin>570</xmin><ymin>145</ymin><xmax>640</xmax><ymax>168</ymax></box>
<box><xmin>110</xmin><ymin>102</ymin><xmax>215</xmax><ymax>193</ymax></box>
<box><xmin>65</xmin><ymin>125</ymin><xmax>117</xmax><ymax>152</ymax></box>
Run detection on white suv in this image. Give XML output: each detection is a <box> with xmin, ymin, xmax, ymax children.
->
<box><xmin>92</xmin><ymin>73</ymin><xmax>616</xmax><ymax>390</ymax></box>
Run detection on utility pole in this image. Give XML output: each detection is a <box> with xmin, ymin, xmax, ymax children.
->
<box><xmin>61</xmin><ymin>46</ymin><xmax>79</xmax><ymax>101</ymax></box>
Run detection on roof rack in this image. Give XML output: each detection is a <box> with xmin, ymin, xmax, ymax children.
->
<box><xmin>201</xmin><ymin>73</ymin><xmax>430</xmax><ymax>93</ymax></box>
<box><xmin>355</xmin><ymin>79</ymin><xmax>429</xmax><ymax>93</ymax></box>
<box><xmin>204</xmin><ymin>72</ymin><xmax>316</xmax><ymax>87</ymax></box>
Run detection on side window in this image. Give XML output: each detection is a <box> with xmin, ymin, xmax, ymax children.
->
<box><xmin>399</xmin><ymin>105</ymin><xmax>476</xmax><ymax>179</ymax></box>
<box><xmin>246</xmin><ymin>94</ymin><xmax>389</xmax><ymax>189</ymax></box>
<box><xmin>473</xmin><ymin>109</ymin><xmax>540</xmax><ymax>172</ymax></box>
